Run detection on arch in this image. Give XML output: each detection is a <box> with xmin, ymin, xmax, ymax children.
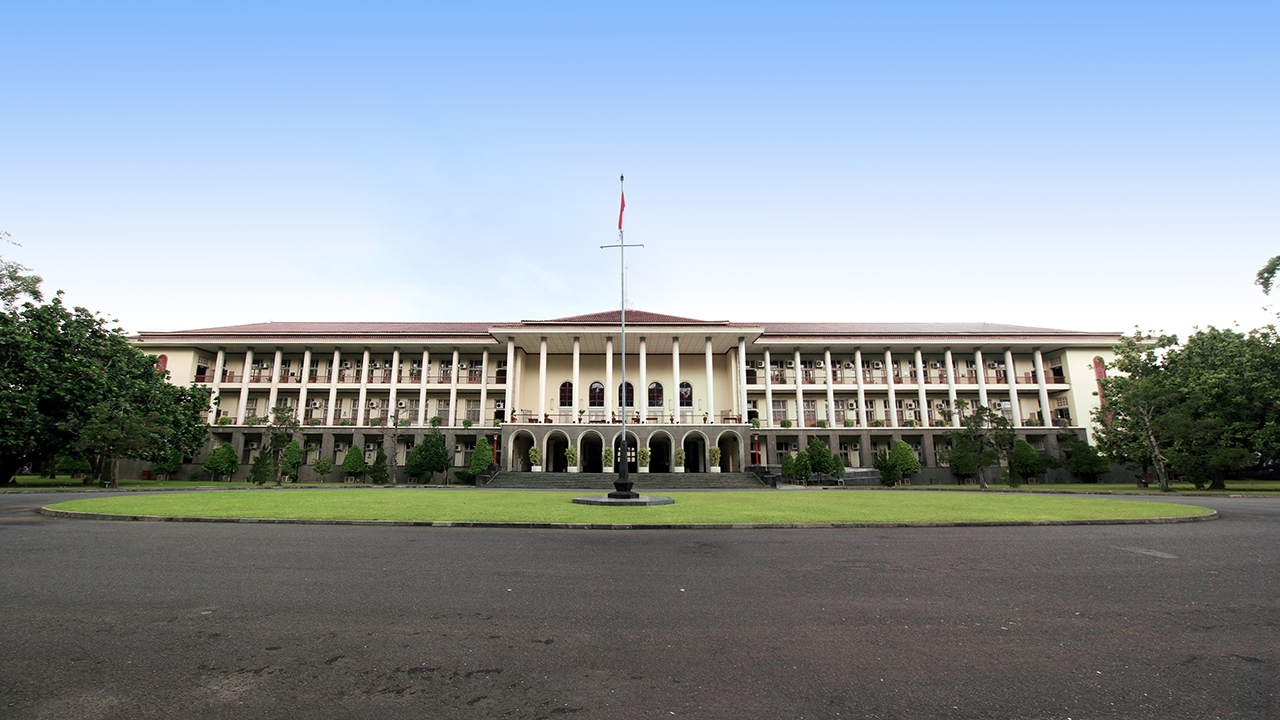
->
<box><xmin>558</xmin><ymin>381</ymin><xmax>573</xmax><ymax>407</ymax></box>
<box><xmin>580</xmin><ymin>430</ymin><xmax>605</xmax><ymax>473</ymax></box>
<box><xmin>679</xmin><ymin>381</ymin><xmax>693</xmax><ymax>408</ymax></box>
<box><xmin>545</xmin><ymin>430</ymin><xmax>571</xmax><ymax>472</ymax></box>
<box><xmin>508</xmin><ymin>429</ymin><xmax>536</xmax><ymax>472</ymax></box>
<box><xmin>155</xmin><ymin>354</ymin><xmax>169</xmax><ymax>374</ymax></box>
<box><xmin>647</xmin><ymin>381</ymin><xmax>664</xmax><ymax>407</ymax></box>
<box><xmin>611</xmin><ymin>431</ymin><xmax>641</xmax><ymax>474</ymax></box>
<box><xmin>714</xmin><ymin>430</ymin><xmax>744</xmax><ymax>472</ymax></box>
<box><xmin>618</xmin><ymin>382</ymin><xmax>634</xmax><ymax>409</ymax></box>
<box><xmin>588</xmin><ymin>381</ymin><xmax>605</xmax><ymax>407</ymax></box>
<box><xmin>680</xmin><ymin>429</ymin><xmax>709</xmax><ymax>473</ymax></box>
<box><xmin>646</xmin><ymin>430</ymin><xmax>674</xmax><ymax>473</ymax></box>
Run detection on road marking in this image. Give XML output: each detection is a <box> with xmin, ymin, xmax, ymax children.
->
<box><xmin>1116</xmin><ymin>546</ymin><xmax>1177</xmax><ymax>559</ymax></box>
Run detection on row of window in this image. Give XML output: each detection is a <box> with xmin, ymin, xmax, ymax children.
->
<box><xmin>558</xmin><ymin>381</ymin><xmax>694</xmax><ymax>408</ymax></box>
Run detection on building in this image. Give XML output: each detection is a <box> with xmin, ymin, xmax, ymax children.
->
<box><xmin>133</xmin><ymin>310</ymin><xmax>1120</xmax><ymax>483</ymax></box>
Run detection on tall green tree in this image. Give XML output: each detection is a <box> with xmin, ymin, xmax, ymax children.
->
<box><xmin>940</xmin><ymin>401</ymin><xmax>1014</xmax><ymax>488</ymax></box>
<box><xmin>805</xmin><ymin>437</ymin><xmax>839</xmax><ymax>477</ymax></box>
<box><xmin>368</xmin><ymin>447</ymin><xmax>389</xmax><ymax>485</ymax></box>
<box><xmin>248</xmin><ymin>449</ymin><xmax>275</xmax><ymax>485</ymax></box>
<box><xmin>1008</xmin><ymin>439</ymin><xmax>1047</xmax><ymax>486</ymax></box>
<box><xmin>0</xmin><ymin>232</ymin><xmax>42</xmax><ymax>311</ymax></box>
<box><xmin>458</xmin><ymin>437</ymin><xmax>493</xmax><ymax>484</ymax></box>
<box><xmin>421</xmin><ymin>428</ymin><xmax>449</xmax><ymax>484</ymax></box>
<box><xmin>340</xmin><ymin>446</ymin><xmax>366</xmax><ymax>480</ymax></box>
<box><xmin>1058</xmin><ymin>433</ymin><xmax>1110</xmax><ymax>483</ymax></box>
<box><xmin>279</xmin><ymin>441</ymin><xmax>304</xmax><ymax>482</ymax></box>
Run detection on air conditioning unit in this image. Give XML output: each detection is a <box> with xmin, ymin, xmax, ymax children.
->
<box><xmin>370</xmin><ymin>362</ymin><xmax>380</xmax><ymax>369</ymax></box>
<box><xmin>790</xmin><ymin>443</ymin><xmax>799</xmax><ymax>452</ymax></box>
<box><xmin>341</xmin><ymin>361</ymin><xmax>352</xmax><ymax>369</ymax></box>
<box><xmin>936</xmin><ymin>403</ymin><xmax>947</xmax><ymax>411</ymax></box>
<box><xmin>1000</xmin><ymin>401</ymin><xmax>1011</xmax><ymax>408</ymax></box>
<box><xmin>310</xmin><ymin>400</ymin><xmax>323</xmax><ymax>408</ymax></box>
<box><xmin>844</xmin><ymin>361</ymin><xmax>855</xmax><ymax>369</ymax></box>
<box><xmin>930</xmin><ymin>362</ymin><xmax>941</xmax><ymax>369</ymax></box>
<box><xmin>872</xmin><ymin>361</ymin><xmax>883</xmax><ymax>370</ymax></box>
<box><xmin>334</xmin><ymin>443</ymin><xmax>347</xmax><ymax>453</ymax></box>
<box><xmin>397</xmin><ymin>400</ymin><xmax>408</xmax><ymax>408</ymax></box>
<box><xmin>756</xmin><ymin>361</ymin><xmax>766</xmax><ymax>368</ymax></box>
<box><xmin>364</xmin><ymin>443</ymin><xmax>375</xmax><ymax>451</ymax></box>
<box><xmin>814</xmin><ymin>360</ymin><xmax>825</xmax><ymax>368</ymax></box>
<box><xmin>458</xmin><ymin>362</ymin><xmax>468</xmax><ymax>369</ymax></box>
<box><xmin>455</xmin><ymin>445</ymin><xmax>463</xmax><ymax>453</ymax></box>
<box><xmin>988</xmin><ymin>362</ymin><xmax>999</xmax><ymax>369</ymax></box>
<box><xmin>905</xmin><ymin>401</ymin><xmax>916</xmax><ymax>409</ymax></box>
<box><xmin>411</xmin><ymin>361</ymin><xmax>421</xmax><ymax>369</ymax></box>
<box><xmin>494</xmin><ymin>400</ymin><xmax>506</xmax><ymax>410</ymax></box>
<box><xmin>289</xmin><ymin>370</ymin><xmax>297</xmax><ymax>376</ymax></box>
<box><xmin>248</xmin><ymin>441</ymin><xmax>259</xmax><ymax>450</ymax></box>
<box><xmin>786</xmin><ymin>360</ymin><xmax>795</xmax><ymax>368</ymax></box>
<box><xmin>368</xmin><ymin>400</ymin><xmax>379</xmax><ymax>408</ymax></box>
<box><xmin>847</xmin><ymin>401</ymin><xmax>857</xmax><ymax>409</ymax></box>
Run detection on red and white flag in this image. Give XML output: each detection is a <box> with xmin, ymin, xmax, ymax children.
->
<box><xmin>618</xmin><ymin>190</ymin><xmax>626</xmax><ymax>231</ymax></box>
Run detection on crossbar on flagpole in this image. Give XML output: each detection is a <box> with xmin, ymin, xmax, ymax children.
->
<box><xmin>600</xmin><ymin>174</ymin><xmax>642</xmax><ymax>498</ymax></box>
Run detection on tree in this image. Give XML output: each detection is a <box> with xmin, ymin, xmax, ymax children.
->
<box><xmin>0</xmin><ymin>287</ymin><xmax>210</xmax><ymax>485</ymax></box>
<box><xmin>941</xmin><ymin>400</ymin><xmax>1014</xmax><ymax>488</ymax></box>
<box><xmin>792</xmin><ymin>450</ymin><xmax>812</xmax><ymax>485</ymax></box>
<box><xmin>266</xmin><ymin>405</ymin><xmax>299</xmax><ymax>486</ymax></box>
<box><xmin>1257</xmin><ymin>255</ymin><xmax>1280</xmax><ymax>296</ymax></box>
<box><xmin>312</xmin><ymin>455</ymin><xmax>333</xmax><ymax>477</ymax></box>
<box><xmin>0</xmin><ymin>232</ymin><xmax>42</xmax><ymax>311</ymax></box>
<box><xmin>1058</xmin><ymin>433</ymin><xmax>1111</xmax><ymax>483</ymax></box>
<box><xmin>368</xmin><ymin>447</ymin><xmax>389</xmax><ymax>485</ymax></box>
<box><xmin>279</xmin><ymin>441</ymin><xmax>304</xmax><ymax>482</ymax></box>
<box><xmin>340</xmin><ymin>446</ymin><xmax>366</xmax><ymax>480</ymax></box>
<box><xmin>805</xmin><ymin>437</ymin><xmax>839</xmax><ymax>477</ymax></box>
<box><xmin>201</xmin><ymin>444</ymin><xmax>239</xmax><ymax>481</ymax></box>
<box><xmin>780</xmin><ymin>452</ymin><xmax>795</xmax><ymax>482</ymax></box>
<box><xmin>404</xmin><ymin>442</ymin><xmax>430</xmax><ymax>481</ymax></box>
<box><xmin>421</xmin><ymin>428</ymin><xmax>449</xmax><ymax>483</ymax></box>
<box><xmin>457</xmin><ymin>437</ymin><xmax>492</xmax><ymax>485</ymax></box>
<box><xmin>1008</xmin><ymin>439</ymin><xmax>1047</xmax><ymax>486</ymax></box>
<box><xmin>876</xmin><ymin>440</ymin><xmax>922</xmax><ymax>486</ymax></box>
<box><xmin>152</xmin><ymin>446</ymin><xmax>184</xmax><ymax>480</ymax></box>
<box><xmin>248</xmin><ymin>449</ymin><xmax>275</xmax><ymax>485</ymax></box>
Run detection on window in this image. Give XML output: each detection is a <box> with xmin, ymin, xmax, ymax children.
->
<box><xmin>679</xmin><ymin>382</ymin><xmax>693</xmax><ymax>408</ymax></box>
<box><xmin>559</xmin><ymin>381</ymin><xmax>573</xmax><ymax>407</ymax></box>
<box><xmin>803</xmin><ymin>399</ymin><xmax>816</xmax><ymax>424</ymax></box>
<box><xmin>466</xmin><ymin>399</ymin><xmax>481</xmax><ymax>422</ymax></box>
<box><xmin>648</xmin><ymin>382</ymin><xmax>664</xmax><ymax>407</ymax></box>
<box><xmin>588</xmin><ymin>382</ymin><xmax>604</xmax><ymax>407</ymax></box>
<box><xmin>771</xmin><ymin>399</ymin><xmax>787</xmax><ymax>424</ymax></box>
<box><xmin>618</xmin><ymin>382</ymin><xmax>634</xmax><ymax>408</ymax></box>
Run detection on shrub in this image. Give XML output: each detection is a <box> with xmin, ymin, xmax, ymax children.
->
<box><xmin>637</xmin><ymin>447</ymin><xmax>650</xmax><ymax>467</ymax></box>
<box><xmin>462</xmin><ymin>419</ymin><xmax>472</xmax><ymax>428</ymax></box>
<box><xmin>876</xmin><ymin>440</ymin><xmax>922</xmax><ymax>486</ymax></box>
<box><xmin>564</xmin><ymin>445</ymin><xmax>578</xmax><ymax>467</ymax></box>
<box><xmin>201</xmin><ymin>444</ymin><xmax>239</xmax><ymax>481</ymax></box>
<box><xmin>1009</xmin><ymin>439</ymin><xmax>1047</xmax><ymax>484</ymax></box>
<box><xmin>780</xmin><ymin>452</ymin><xmax>795</xmax><ymax>481</ymax></box>
<box><xmin>750</xmin><ymin>417</ymin><xmax>761</xmax><ymax>429</ymax></box>
<box><xmin>457</xmin><ymin>437</ymin><xmax>492</xmax><ymax>484</ymax></box>
<box><xmin>56</xmin><ymin>455</ymin><xmax>92</xmax><ymax>474</ymax></box>
<box><xmin>367</xmin><ymin>447</ymin><xmax>389</xmax><ymax>485</ymax></box>
<box><xmin>312</xmin><ymin>456</ymin><xmax>333</xmax><ymax>476</ymax></box>
<box><xmin>249</xmin><ymin>451</ymin><xmax>275</xmax><ymax>485</ymax></box>
<box><xmin>216</xmin><ymin>416</ymin><xmax>234</xmax><ymax>426</ymax></box>
<box><xmin>708</xmin><ymin>446</ymin><xmax>721</xmax><ymax>466</ymax></box>
<box><xmin>871</xmin><ymin>419</ymin><xmax>886</xmax><ymax>427</ymax></box>
<box><xmin>429</xmin><ymin>416</ymin><xmax>443</xmax><ymax>428</ymax></box>
<box><xmin>527</xmin><ymin>446</ymin><xmax>541</xmax><ymax>467</ymax></box>
<box><xmin>279</xmin><ymin>441</ymin><xmax>304</xmax><ymax>482</ymax></box>
<box><xmin>792</xmin><ymin>450</ymin><xmax>812</xmax><ymax>484</ymax></box>
<box><xmin>340</xmin><ymin>446</ymin><xmax>366</xmax><ymax>479</ymax></box>
<box><xmin>843</xmin><ymin>418</ymin><xmax>856</xmax><ymax>428</ymax></box>
<box><xmin>1059</xmin><ymin>433</ymin><xmax>1110</xmax><ymax>482</ymax></box>
<box><xmin>816</xmin><ymin>420</ymin><xmax>828</xmax><ymax>428</ymax></box>
<box><xmin>805</xmin><ymin>438</ymin><xmax>839</xmax><ymax>477</ymax></box>
<box><xmin>674</xmin><ymin>448</ymin><xmax>687</xmax><ymax>467</ymax></box>
<box><xmin>780</xmin><ymin>419</ymin><xmax>793</xmax><ymax>429</ymax></box>
<box><xmin>602</xmin><ymin>447</ymin><xmax>614</xmax><ymax>467</ymax></box>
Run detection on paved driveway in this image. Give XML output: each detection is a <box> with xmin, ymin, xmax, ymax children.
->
<box><xmin>1</xmin><ymin>492</ymin><xmax>1275</xmax><ymax>719</ymax></box>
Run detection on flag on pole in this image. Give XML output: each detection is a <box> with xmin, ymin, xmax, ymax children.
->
<box><xmin>618</xmin><ymin>191</ymin><xmax>625</xmax><ymax>230</ymax></box>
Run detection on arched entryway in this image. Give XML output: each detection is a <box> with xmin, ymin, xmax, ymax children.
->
<box><xmin>581</xmin><ymin>432</ymin><xmax>604</xmax><ymax>473</ymax></box>
<box><xmin>612</xmin><ymin>432</ymin><xmax>639</xmax><ymax>474</ymax></box>
<box><xmin>682</xmin><ymin>432</ymin><xmax>707</xmax><ymax>473</ymax></box>
<box><xmin>546</xmin><ymin>432</ymin><xmax>570</xmax><ymax>472</ymax></box>
<box><xmin>716</xmin><ymin>432</ymin><xmax>742</xmax><ymax>472</ymax></box>
<box><xmin>510</xmin><ymin>431</ymin><xmax>535</xmax><ymax>472</ymax></box>
<box><xmin>648</xmin><ymin>433</ymin><xmax>672</xmax><ymax>472</ymax></box>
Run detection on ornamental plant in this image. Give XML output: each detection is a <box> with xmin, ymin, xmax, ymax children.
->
<box><xmin>674</xmin><ymin>448</ymin><xmax>686</xmax><ymax>467</ymax></box>
<box><xmin>527</xmin><ymin>446</ymin><xmax>541</xmax><ymax>468</ymax></box>
<box><xmin>708</xmin><ymin>446</ymin><xmax>721</xmax><ymax>466</ymax></box>
<box><xmin>564</xmin><ymin>445</ymin><xmax>578</xmax><ymax>467</ymax></box>
<box><xmin>602</xmin><ymin>447</ymin><xmax>614</xmax><ymax>467</ymax></box>
<box><xmin>637</xmin><ymin>447</ymin><xmax>650</xmax><ymax>467</ymax></box>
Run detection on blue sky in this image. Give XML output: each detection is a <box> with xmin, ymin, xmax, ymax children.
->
<box><xmin>2</xmin><ymin>1</ymin><xmax>1276</xmax><ymax>338</ymax></box>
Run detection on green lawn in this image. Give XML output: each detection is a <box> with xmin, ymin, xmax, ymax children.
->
<box><xmin>48</xmin><ymin>489</ymin><xmax>1213</xmax><ymax>525</ymax></box>
<box><xmin>9</xmin><ymin>476</ymin><xmax>327</xmax><ymax>489</ymax></box>
<box><xmin>901</xmin><ymin>481</ymin><xmax>1280</xmax><ymax>494</ymax></box>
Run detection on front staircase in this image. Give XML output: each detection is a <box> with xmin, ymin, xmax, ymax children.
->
<box><xmin>484</xmin><ymin>471</ymin><xmax>767</xmax><ymax>490</ymax></box>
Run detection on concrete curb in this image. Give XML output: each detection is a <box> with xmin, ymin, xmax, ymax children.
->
<box><xmin>36</xmin><ymin>506</ymin><xmax>1218</xmax><ymax>530</ymax></box>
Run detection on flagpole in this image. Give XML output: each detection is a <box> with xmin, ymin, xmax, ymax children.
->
<box><xmin>602</xmin><ymin>174</ymin><xmax>643</xmax><ymax>498</ymax></box>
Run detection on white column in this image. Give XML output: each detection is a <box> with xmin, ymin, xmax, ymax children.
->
<box><xmin>639</xmin><ymin>337</ymin><xmax>647</xmax><ymax>423</ymax></box>
<box><xmin>514</xmin><ymin>350</ymin><xmax>525</xmax><ymax>418</ymax></box>
<box><xmin>236</xmin><ymin>348</ymin><xmax>253</xmax><ymax>425</ymax></box>
<box><xmin>729</xmin><ymin>347</ymin><xmax>740</xmax><ymax>421</ymax></box>
<box><xmin>974</xmin><ymin>348</ymin><xmax>989</xmax><ymax>411</ymax></box>
<box><xmin>604</xmin><ymin>337</ymin><xmax>614</xmax><ymax>419</ymax></box>
<box><xmin>266</xmin><ymin>348</ymin><xmax>284</xmax><ymax>421</ymax></box>
<box><xmin>418</xmin><ymin>349</ymin><xmax>429</xmax><ymax>426</ymax></box>
<box><xmin>572</xmin><ymin>337</ymin><xmax>581</xmax><ymax>422</ymax></box>
<box><xmin>705</xmin><ymin>337</ymin><xmax>715</xmax><ymax>424</ymax></box>
<box><xmin>1034</xmin><ymin>347</ymin><xmax>1051</xmax><ymax>427</ymax></box>
<box><xmin>449</xmin><ymin>347</ymin><xmax>461</xmax><ymax>427</ymax></box>
<box><xmin>793</xmin><ymin>348</ymin><xmax>804</xmax><ymax>428</ymax></box>
<box><xmin>209</xmin><ymin>347</ymin><xmax>226</xmax><ymax>423</ymax></box>
<box><xmin>854</xmin><ymin>348</ymin><xmax>867</xmax><ymax>427</ymax></box>
<box><xmin>388</xmin><ymin>348</ymin><xmax>400</xmax><ymax>423</ymax></box>
<box><xmin>672</xmin><ymin>337</ymin><xmax>681</xmax><ymax>424</ymax></box>
<box><xmin>763</xmin><ymin>348</ymin><xmax>773</xmax><ymax>428</ymax></box>
<box><xmin>884</xmin><ymin>348</ymin><xmax>897</xmax><ymax>428</ymax></box>
<box><xmin>479</xmin><ymin>348</ymin><xmax>490</xmax><ymax>427</ymax></box>
<box><xmin>503</xmin><ymin>339</ymin><xmax>515</xmax><ymax>423</ymax></box>
<box><xmin>298</xmin><ymin>347</ymin><xmax>312</xmax><ymax>421</ymax></box>
<box><xmin>914</xmin><ymin>348</ymin><xmax>927</xmax><ymax>427</ymax></box>
<box><xmin>944</xmin><ymin>348</ymin><xmax>959</xmax><ymax>428</ymax></box>
<box><xmin>1005</xmin><ymin>347</ymin><xmax>1021</xmax><ymax>428</ymax></box>
<box><xmin>823</xmin><ymin>347</ymin><xmax>835</xmax><ymax>427</ymax></box>
<box><xmin>327</xmin><ymin>349</ymin><xmax>341</xmax><ymax>425</ymax></box>
<box><xmin>356</xmin><ymin>348</ymin><xmax>370</xmax><ymax>426</ymax></box>
<box><xmin>738</xmin><ymin>337</ymin><xmax>748</xmax><ymax>424</ymax></box>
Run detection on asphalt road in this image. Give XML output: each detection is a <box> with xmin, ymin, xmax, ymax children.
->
<box><xmin>1</xmin><ymin>491</ymin><xmax>1275</xmax><ymax>720</ymax></box>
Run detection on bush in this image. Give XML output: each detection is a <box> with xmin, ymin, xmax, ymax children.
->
<box><xmin>152</xmin><ymin>447</ymin><xmax>183</xmax><ymax>479</ymax></box>
<box><xmin>602</xmin><ymin>447</ymin><xmax>614</xmax><ymax>467</ymax></box>
<box><xmin>674</xmin><ymin>448</ymin><xmax>687</xmax><ymax>467</ymax></box>
<box><xmin>708</xmin><ymin>446</ymin><xmax>721</xmax><ymax>466</ymax></box>
<box><xmin>843</xmin><ymin>418</ymin><xmax>856</xmax><ymax>428</ymax></box>
<box><xmin>340</xmin><ymin>446</ymin><xmax>366</xmax><ymax>479</ymax></box>
<box><xmin>57</xmin><ymin>456</ymin><xmax>92</xmax><ymax>474</ymax></box>
<box><xmin>780</xmin><ymin>419</ymin><xmax>792</xmax><ymax>429</ymax></box>
<box><xmin>201</xmin><ymin>444</ymin><xmax>239</xmax><ymax>481</ymax></box>
<box><xmin>1059</xmin><ymin>433</ymin><xmax>1110</xmax><ymax>482</ymax></box>
<box><xmin>312</xmin><ymin>456</ymin><xmax>333</xmax><ymax>476</ymax></box>
<box><xmin>780</xmin><ymin>453</ymin><xmax>795</xmax><ymax>481</ymax></box>
<box><xmin>457</xmin><ymin>437</ymin><xmax>492</xmax><ymax>484</ymax></box>
<box><xmin>750</xmin><ymin>417</ymin><xmax>761</xmax><ymax>429</ymax></box>
<box><xmin>805</xmin><ymin>438</ymin><xmax>839</xmax><ymax>477</ymax></box>
<box><xmin>564</xmin><ymin>445</ymin><xmax>578</xmax><ymax>467</ymax></box>
<box><xmin>462</xmin><ymin>419</ymin><xmax>472</xmax><ymax>428</ymax></box>
<box><xmin>527</xmin><ymin>446</ymin><xmax>541</xmax><ymax>468</ymax></box>
<box><xmin>1009</xmin><ymin>439</ymin><xmax>1047</xmax><ymax>484</ymax></box>
<box><xmin>876</xmin><ymin>440</ymin><xmax>921</xmax><ymax>486</ymax></box>
<box><xmin>637</xmin><ymin>447</ymin><xmax>650</xmax><ymax>467</ymax></box>
<box><xmin>816</xmin><ymin>420</ymin><xmax>828</xmax><ymax>428</ymax></box>
<box><xmin>429</xmin><ymin>416</ymin><xmax>443</xmax><ymax>428</ymax></box>
<box><xmin>216</xmin><ymin>416</ymin><xmax>234</xmax><ymax>426</ymax></box>
<box><xmin>279</xmin><ymin>441</ymin><xmax>304</xmax><ymax>482</ymax></box>
<box><xmin>793</xmin><ymin>450</ymin><xmax>812</xmax><ymax>484</ymax></box>
<box><xmin>368</xmin><ymin>447</ymin><xmax>389</xmax><ymax>485</ymax></box>
<box><xmin>249</xmin><ymin>451</ymin><xmax>275</xmax><ymax>485</ymax></box>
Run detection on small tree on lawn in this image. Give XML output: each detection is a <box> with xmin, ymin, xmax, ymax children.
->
<box><xmin>877</xmin><ymin>440</ymin><xmax>922</xmax><ymax>487</ymax></box>
<box><xmin>340</xmin><ymin>446</ymin><xmax>366</xmax><ymax>481</ymax></box>
<box><xmin>279</xmin><ymin>440</ymin><xmax>304</xmax><ymax>482</ymax></box>
<box><xmin>152</xmin><ymin>446</ymin><xmax>184</xmax><ymax>480</ymax></box>
<box><xmin>422</xmin><ymin>428</ymin><xmax>449</xmax><ymax>483</ymax></box>
<box><xmin>367</xmin><ymin>446</ymin><xmax>389</xmax><ymax>485</ymax></box>
<box><xmin>1059</xmin><ymin>433</ymin><xmax>1111</xmax><ymax>483</ymax></box>
<box><xmin>792</xmin><ymin>450</ymin><xmax>812</xmax><ymax>485</ymax></box>
<box><xmin>805</xmin><ymin>437</ymin><xmax>838</xmax><ymax>477</ymax></box>
<box><xmin>202</xmin><ymin>443</ymin><xmax>239</xmax><ymax>481</ymax></box>
<box><xmin>939</xmin><ymin>434</ymin><xmax>981</xmax><ymax>483</ymax></box>
<box><xmin>1007</xmin><ymin>439</ymin><xmax>1047</xmax><ymax>487</ymax></box>
<box><xmin>780</xmin><ymin>452</ymin><xmax>795</xmax><ymax>481</ymax></box>
<box><xmin>248</xmin><ymin>449</ymin><xmax>275</xmax><ymax>485</ymax></box>
<box><xmin>458</xmin><ymin>437</ymin><xmax>492</xmax><ymax>484</ymax></box>
<box><xmin>404</xmin><ymin>442</ymin><xmax>429</xmax><ymax>482</ymax></box>
<box><xmin>312</xmin><ymin>455</ymin><xmax>333</xmax><ymax>478</ymax></box>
